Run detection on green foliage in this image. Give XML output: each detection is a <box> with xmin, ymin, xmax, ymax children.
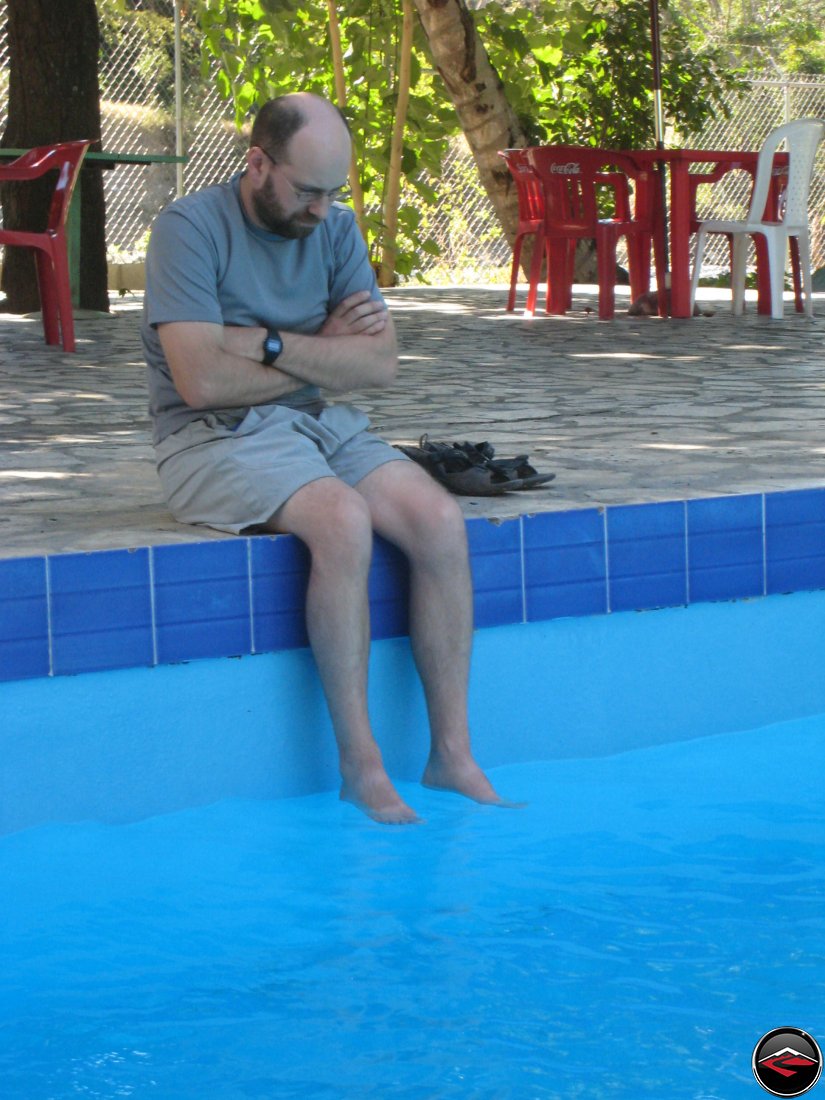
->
<box><xmin>672</xmin><ymin>0</ymin><xmax>825</xmax><ymax>76</ymax></box>
<box><xmin>192</xmin><ymin>0</ymin><xmax>455</xmax><ymax>279</ymax></box>
<box><xmin>190</xmin><ymin>0</ymin><xmax>747</xmax><ymax>279</ymax></box>
<box><xmin>475</xmin><ymin>0</ymin><xmax>746</xmax><ymax>148</ymax></box>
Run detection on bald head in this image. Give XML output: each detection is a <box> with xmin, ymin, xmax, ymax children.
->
<box><xmin>250</xmin><ymin>93</ymin><xmax>351</xmax><ymax>167</ymax></box>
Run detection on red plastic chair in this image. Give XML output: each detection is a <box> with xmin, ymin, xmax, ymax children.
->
<box><xmin>526</xmin><ymin>146</ymin><xmax>665</xmax><ymax>320</ymax></box>
<box><xmin>498</xmin><ymin>148</ymin><xmax>551</xmax><ymax>315</ymax></box>
<box><xmin>0</xmin><ymin>140</ymin><xmax>91</xmax><ymax>352</ymax></box>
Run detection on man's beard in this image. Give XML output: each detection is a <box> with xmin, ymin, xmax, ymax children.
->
<box><xmin>250</xmin><ymin>176</ymin><xmax>320</xmax><ymax>239</ymax></box>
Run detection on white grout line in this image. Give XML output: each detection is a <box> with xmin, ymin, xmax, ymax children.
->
<box><xmin>761</xmin><ymin>493</ymin><xmax>768</xmax><ymax>596</ymax></box>
<box><xmin>44</xmin><ymin>557</ymin><xmax>54</xmax><ymax>677</ymax></box>
<box><xmin>147</xmin><ymin>547</ymin><xmax>158</xmax><ymax>667</ymax></box>
<box><xmin>603</xmin><ymin>508</ymin><xmax>611</xmax><ymax>614</ymax></box>
<box><xmin>518</xmin><ymin>517</ymin><xmax>527</xmax><ymax>623</ymax></box>
<box><xmin>683</xmin><ymin>500</ymin><xmax>690</xmax><ymax>605</ymax></box>
<box><xmin>246</xmin><ymin>538</ymin><xmax>256</xmax><ymax>654</ymax></box>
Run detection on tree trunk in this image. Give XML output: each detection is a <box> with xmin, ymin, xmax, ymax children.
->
<box><xmin>413</xmin><ymin>0</ymin><xmax>608</xmax><ymax>287</ymax></box>
<box><xmin>1</xmin><ymin>0</ymin><xmax>109</xmax><ymax>313</ymax></box>
<box><xmin>411</xmin><ymin>0</ymin><xmax>526</xmax><ymax>249</ymax></box>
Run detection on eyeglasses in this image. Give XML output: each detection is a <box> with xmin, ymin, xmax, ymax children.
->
<box><xmin>258</xmin><ymin>147</ymin><xmax>352</xmax><ymax>204</ymax></box>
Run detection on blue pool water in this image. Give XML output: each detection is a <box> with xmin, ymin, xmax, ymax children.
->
<box><xmin>2</xmin><ymin>714</ymin><xmax>824</xmax><ymax>1099</ymax></box>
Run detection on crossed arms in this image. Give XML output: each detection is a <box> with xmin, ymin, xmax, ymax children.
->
<box><xmin>157</xmin><ymin>290</ymin><xmax>398</xmax><ymax>411</ymax></box>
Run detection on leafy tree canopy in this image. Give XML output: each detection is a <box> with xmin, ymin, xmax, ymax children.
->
<box><xmin>191</xmin><ymin>0</ymin><xmax>746</xmax><ymax>279</ymax></box>
<box><xmin>671</xmin><ymin>0</ymin><xmax>825</xmax><ymax>75</ymax></box>
<box><xmin>195</xmin><ymin>0</ymin><xmax>456</xmax><ymax>277</ymax></box>
<box><xmin>475</xmin><ymin>0</ymin><xmax>745</xmax><ymax>147</ymax></box>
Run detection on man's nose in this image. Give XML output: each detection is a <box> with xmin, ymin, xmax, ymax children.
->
<box><xmin>306</xmin><ymin>193</ymin><xmax>333</xmax><ymax>216</ymax></box>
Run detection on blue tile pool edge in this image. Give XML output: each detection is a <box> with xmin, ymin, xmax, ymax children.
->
<box><xmin>2</xmin><ymin>486</ymin><xmax>825</xmax><ymax>685</ymax></box>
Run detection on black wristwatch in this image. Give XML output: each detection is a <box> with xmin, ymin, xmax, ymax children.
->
<box><xmin>261</xmin><ymin>329</ymin><xmax>283</xmax><ymax>366</ymax></box>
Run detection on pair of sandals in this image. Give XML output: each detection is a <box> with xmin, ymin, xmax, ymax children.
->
<box><xmin>397</xmin><ymin>435</ymin><xmax>555</xmax><ymax>497</ymax></box>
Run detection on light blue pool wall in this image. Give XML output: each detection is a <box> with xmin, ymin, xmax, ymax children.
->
<box><xmin>2</xmin><ymin>487</ymin><xmax>825</xmax><ymax>833</ymax></box>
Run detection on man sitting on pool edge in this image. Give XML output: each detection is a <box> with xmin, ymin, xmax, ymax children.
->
<box><xmin>141</xmin><ymin>92</ymin><xmax>510</xmax><ymax>824</ymax></box>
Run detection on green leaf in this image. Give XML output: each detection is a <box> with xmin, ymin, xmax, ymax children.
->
<box><xmin>216</xmin><ymin>68</ymin><xmax>231</xmax><ymax>99</ymax></box>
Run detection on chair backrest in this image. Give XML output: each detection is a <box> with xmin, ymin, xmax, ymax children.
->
<box><xmin>747</xmin><ymin>117</ymin><xmax>825</xmax><ymax>227</ymax></box>
<box><xmin>526</xmin><ymin>146</ymin><xmax>642</xmax><ymax>233</ymax></box>
<box><xmin>0</xmin><ymin>141</ymin><xmax>91</xmax><ymax>233</ymax></box>
<box><xmin>498</xmin><ymin>148</ymin><xmax>544</xmax><ymax>224</ymax></box>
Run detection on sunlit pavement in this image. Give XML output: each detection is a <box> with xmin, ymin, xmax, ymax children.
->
<box><xmin>1</xmin><ymin>283</ymin><xmax>823</xmax><ymax>558</ymax></box>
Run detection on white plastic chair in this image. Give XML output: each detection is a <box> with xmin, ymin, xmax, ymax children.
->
<box><xmin>690</xmin><ymin>117</ymin><xmax>825</xmax><ymax>318</ymax></box>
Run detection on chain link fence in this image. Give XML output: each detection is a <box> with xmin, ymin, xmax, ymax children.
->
<box><xmin>687</xmin><ymin>75</ymin><xmax>825</xmax><ymax>274</ymax></box>
<box><xmin>1</xmin><ymin>0</ymin><xmax>824</xmax><ymax>282</ymax></box>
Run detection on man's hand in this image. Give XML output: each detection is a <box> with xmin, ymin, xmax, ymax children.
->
<box><xmin>278</xmin><ymin>292</ymin><xmax>397</xmax><ymax>393</ymax></box>
<box><xmin>320</xmin><ymin>290</ymin><xmax>388</xmax><ymax>338</ymax></box>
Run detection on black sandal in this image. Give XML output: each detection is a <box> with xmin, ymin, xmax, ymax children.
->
<box><xmin>454</xmin><ymin>440</ymin><xmax>556</xmax><ymax>490</ymax></box>
<box><xmin>396</xmin><ymin>436</ymin><xmax>526</xmax><ymax>496</ymax></box>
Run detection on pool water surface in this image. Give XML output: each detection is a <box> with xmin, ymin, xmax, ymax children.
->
<box><xmin>2</xmin><ymin>715</ymin><xmax>824</xmax><ymax>1099</ymax></box>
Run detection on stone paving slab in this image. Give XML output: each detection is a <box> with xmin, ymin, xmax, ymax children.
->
<box><xmin>1</xmin><ymin>284</ymin><xmax>823</xmax><ymax>559</ymax></box>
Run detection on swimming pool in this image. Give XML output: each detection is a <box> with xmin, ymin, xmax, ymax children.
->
<box><xmin>2</xmin><ymin>710</ymin><xmax>823</xmax><ymax>1099</ymax></box>
<box><xmin>2</xmin><ymin>490</ymin><xmax>825</xmax><ymax>1096</ymax></box>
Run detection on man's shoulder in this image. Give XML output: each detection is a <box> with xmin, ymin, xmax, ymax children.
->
<box><xmin>321</xmin><ymin>202</ymin><xmax>361</xmax><ymax>240</ymax></box>
<box><xmin>317</xmin><ymin>204</ymin><xmax>370</xmax><ymax>264</ymax></box>
<box><xmin>154</xmin><ymin>177</ymin><xmax>240</xmax><ymax>236</ymax></box>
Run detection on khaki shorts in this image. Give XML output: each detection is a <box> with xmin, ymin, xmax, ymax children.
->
<box><xmin>154</xmin><ymin>402</ymin><xmax>407</xmax><ymax>534</ymax></box>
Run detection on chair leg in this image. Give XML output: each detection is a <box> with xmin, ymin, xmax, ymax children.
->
<box><xmin>524</xmin><ymin>227</ymin><xmax>545</xmax><ymax>318</ymax></box>
<box><xmin>789</xmin><ymin>236</ymin><xmax>804</xmax><ymax>313</ymax></box>
<box><xmin>34</xmin><ymin>250</ymin><xmax>61</xmax><ymax>346</ymax></box>
<box><xmin>543</xmin><ymin>239</ymin><xmax>552</xmax><ymax>313</ymax></box>
<box><xmin>651</xmin><ymin>224</ymin><xmax>668</xmax><ymax>317</ymax></box>
<box><xmin>764</xmin><ymin>232</ymin><xmax>788</xmax><ymax>320</ymax></box>
<box><xmin>49</xmin><ymin>240</ymin><xmax>76</xmax><ymax>352</ymax></box>
<box><xmin>690</xmin><ymin>227</ymin><xmax>708</xmax><ymax>313</ymax></box>
<box><xmin>544</xmin><ymin>239</ymin><xmax>570</xmax><ymax>315</ymax></box>
<box><xmin>564</xmin><ymin>241</ymin><xmax>576</xmax><ymax>312</ymax></box>
<box><xmin>796</xmin><ymin>233</ymin><xmax>814</xmax><ymax>317</ymax></box>
<box><xmin>507</xmin><ymin>235</ymin><xmax>523</xmax><ymax>312</ymax></box>
<box><xmin>596</xmin><ymin>232</ymin><xmax>617</xmax><ymax>320</ymax></box>
<box><xmin>753</xmin><ymin>236</ymin><xmax>774</xmax><ymax>315</ymax></box>
<box><xmin>730</xmin><ymin>234</ymin><xmax>749</xmax><ymax>315</ymax></box>
<box><xmin>626</xmin><ymin>232</ymin><xmax>650</xmax><ymax>303</ymax></box>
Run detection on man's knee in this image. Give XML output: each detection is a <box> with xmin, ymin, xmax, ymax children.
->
<box><xmin>321</xmin><ymin>484</ymin><xmax>374</xmax><ymax>550</ymax></box>
<box><xmin>278</xmin><ymin>477</ymin><xmax>374</xmax><ymax>567</ymax></box>
<box><xmin>406</xmin><ymin>482</ymin><xmax>468</xmax><ymax>560</ymax></box>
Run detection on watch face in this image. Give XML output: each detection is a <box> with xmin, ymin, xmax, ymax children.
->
<box><xmin>263</xmin><ymin>333</ymin><xmax>283</xmax><ymax>364</ymax></box>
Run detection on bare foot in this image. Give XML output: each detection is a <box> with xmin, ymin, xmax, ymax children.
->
<box><xmin>340</xmin><ymin>764</ymin><xmax>422</xmax><ymax>825</ymax></box>
<box><xmin>422</xmin><ymin>752</ymin><xmax>525</xmax><ymax>808</ymax></box>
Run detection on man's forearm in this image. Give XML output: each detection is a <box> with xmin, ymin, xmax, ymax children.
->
<box><xmin>160</xmin><ymin>322</ymin><xmax>303</xmax><ymax>410</ymax></box>
<box><xmin>220</xmin><ymin>319</ymin><xmax>398</xmax><ymax>396</ymax></box>
<box><xmin>158</xmin><ymin>294</ymin><xmax>398</xmax><ymax>411</ymax></box>
<box><xmin>277</xmin><ymin>320</ymin><xmax>398</xmax><ymax>393</ymax></box>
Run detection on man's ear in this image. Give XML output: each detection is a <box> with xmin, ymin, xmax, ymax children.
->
<box><xmin>246</xmin><ymin>146</ymin><xmax>268</xmax><ymax>183</ymax></box>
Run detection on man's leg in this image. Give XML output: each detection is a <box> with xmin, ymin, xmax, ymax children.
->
<box><xmin>264</xmin><ymin>476</ymin><xmax>420</xmax><ymax>824</ymax></box>
<box><xmin>355</xmin><ymin>460</ymin><xmax>506</xmax><ymax>804</ymax></box>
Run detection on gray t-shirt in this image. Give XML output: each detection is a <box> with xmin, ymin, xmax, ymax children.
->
<box><xmin>141</xmin><ymin>173</ymin><xmax>383</xmax><ymax>445</ymax></box>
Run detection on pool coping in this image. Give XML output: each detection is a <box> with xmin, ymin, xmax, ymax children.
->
<box><xmin>3</xmin><ymin>485</ymin><xmax>825</xmax><ymax>684</ymax></box>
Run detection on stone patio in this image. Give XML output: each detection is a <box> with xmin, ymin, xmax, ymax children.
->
<box><xmin>1</xmin><ymin>282</ymin><xmax>824</xmax><ymax>560</ymax></box>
